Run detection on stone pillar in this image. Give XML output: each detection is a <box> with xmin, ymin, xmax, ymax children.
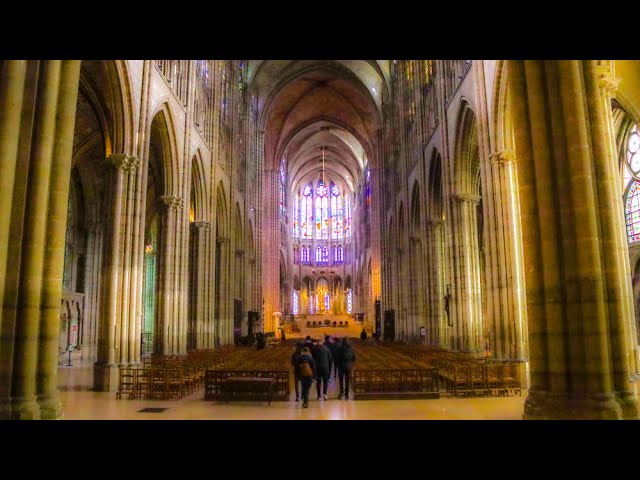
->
<box><xmin>191</xmin><ymin>221</ymin><xmax>210</xmax><ymax>349</ymax></box>
<box><xmin>94</xmin><ymin>153</ymin><xmax>129</xmax><ymax>392</ymax></box>
<box><xmin>118</xmin><ymin>155</ymin><xmax>140</xmax><ymax>366</ymax></box>
<box><xmin>82</xmin><ymin>221</ymin><xmax>102</xmax><ymax>362</ymax></box>
<box><xmin>0</xmin><ymin>61</ymin><xmax>27</xmax><ymax>417</ymax></box>
<box><xmin>158</xmin><ymin>195</ymin><xmax>183</xmax><ymax>354</ymax></box>
<box><xmin>485</xmin><ymin>149</ymin><xmax>527</xmax><ymax>363</ymax></box>
<box><xmin>0</xmin><ymin>61</ymin><xmax>26</xmax><ymax>328</ymax></box>
<box><xmin>9</xmin><ymin>61</ymin><xmax>62</xmax><ymax>419</ymax></box>
<box><xmin>408</xmin><ymin>236</ymin><xmax>425</xmax><ymax>342</ymax></box>
<box><xmin>37</xmin><ymin>60</ymin><xmax>81</xmax><ymax>419</ymax></box>
<box><xmin>216</xmin><ymin>237</ymin><xmax>231</xmax><ymax>344</ymax></box>
<box><xmin>426</xmin><ymin>219</ymin><xmax>446</xmax><ymax>347</ymax></box>
<box><xmin>450</xmin><ymin>192</ymin><xmax>483</xmax><ymax>352</ymax></box>
<box><xmin>262</xmin><ymin>169</ymin><xmax>280</xmax><ymax>334</ymax></box>
<box><xmin>509</xmin><ymin>59</ymin><xmax>639</xmax><ymax>419</ymax></box>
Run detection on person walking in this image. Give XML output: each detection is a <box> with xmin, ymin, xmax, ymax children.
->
<box><xmin>329</xmin><ymin>336</ymin><xmax>341</xmax><ymax>379</ymax></box>
<box><xmin>337</xmin><ymin>338</ymin><xmax>356</xmax><ymax>400</ymax></box>
<box><xmin>291</xmin><ymin>342</ymin><xmax>304</xmax><ymax>402</ymax></box>
<box><xmin>297</xmin><ymin>346</ymin><xmax>316</xmax><ymax>408</ymax></box>
<box><xmin>312</xmin><ymin>339</ymin><xmax>333</xmax><ymax>400</ymax></box>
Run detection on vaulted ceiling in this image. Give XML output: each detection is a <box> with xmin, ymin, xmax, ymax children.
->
<box><xmin>249</xmin><ymin>60</ymin><xmax>387</xmax><ymax>195</ymax></box>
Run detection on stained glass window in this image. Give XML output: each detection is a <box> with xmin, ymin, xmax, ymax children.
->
<box><xmin>293</xmin><ymin>192</ymin><xmax>300</xmax><ymax>237</ymax></box>
<box><xmin>337</xmin><ymin>245</ymin><xmax>343</xmax><ymax>263</ymax></box>
<box><xmin>302</xmin><ymin>184</ymin><xmax>313</xmax><ymax>238</ymax></box>
<box><xmin>626</xmin><ymin>124</ymin><xmax>640</xmax><ymax>243</ymax></box>
<box><xmin>322</xmin><ymin>246</ymin><xmax>328</xmax><ymax>264</ymax></box>
<box><xmin>292</xmin><ymin>290</ymin><xmax>299</xmax><ymax>314</ymax></box>
<box><xmin>315</xmin><ymin>181</ymin><xmax>328</xmax><ymax>239</ymax></box>
<box><xmin>347</xmin><ymin>289</ymin><xmax>353</xmax><ymax>314</ymax></box>
<box><xmin>316</xmin><ymin>245</ymin><xmax>322</xmax><ymax>263</ymax></box>
<box><xmin>345</xmin><ymin>195</ymin><xmax>351</xmax><ymax>237</ymax></box>
<box><xmin>309</xmin><ymin>294</ymin><xmax>315</xmax><ymax>315</ymax></box>
<box><xmin>331</xmin><ymin>182</ymin><xmax>341</xmax><ymax>240</ymax></box>
<box><xmin>627</xmin><ymin>182</ymin><xmax>640</xmax><ymax>243</ymax></box>
<box><xmin>280</xmin><ymin>159</ymin><xmax>286</xmax><ymax>216</ymax></box>
<box><xmin>324</xmin><ymin>291</ymin><xmax>330</xmax><ymax>312</ymax></box>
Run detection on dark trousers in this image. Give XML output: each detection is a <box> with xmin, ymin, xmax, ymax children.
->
<box><xmin>316</xmin><ymin>366</ymin><xmax>330</xmax><ymax>397</ymax></box>
<box><xmin>338</xmin><ymin>365</ymin><xmax>353</xmax><ymax>396</ymax></box>
<box><xmin>294</xmin><ymin>374</ymin><xmax>301</xmax><ymax>399</ymax></box>
<box><xmin>301</xmin><ymin>376</ymin><xmax>313</xmax><ymax>405</ymax></box>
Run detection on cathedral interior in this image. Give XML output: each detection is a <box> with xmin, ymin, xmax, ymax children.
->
<box><xmin>2</xmin><ymin>59</ymin><xmax>640</xmax><ymax>420</ymax></box>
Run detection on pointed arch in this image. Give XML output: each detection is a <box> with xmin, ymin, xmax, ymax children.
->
<box><xmin>454</xmin><ymin>100</ymin><xmax>480</xmax><ymax>195</ymax></box>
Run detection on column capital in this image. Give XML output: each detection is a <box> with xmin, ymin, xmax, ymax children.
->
<box><xmin>409</xmin><ymin>236</ymin><xmax>421</xmax><ymax>245</ymax></box>
<box><xmin>126</xmin><ymin>155</ymin><xmax>140</xmax><ymax>172</ymax></box>
<box><xmin>489</xmin><ymin>149</ymin><xmax>516</xmax><ymax>164</ymax></box>
<box><xmin>248</xmin><ymin>258</ymin><xmax>256</xmax><ymax>265</ymax></box>
<box><xmin>191</xmin><ymin>221</ymin><xmax>211</xmax><ymax>229</ymax></box>
<box><xmin>217</xmin><ymin>237</ymin><xmax>231</xmax><ymax>245</ymax></box>
<box><xmin>160</xmin><ymin>195</ymin><xmax>183</xmax><ymax>210</ymax></box>
<box><xmin>451</xmin><ymin>192</ymin><xmax>481</xmax><ymax>205</ymax></box>
<box><xmin>108</xmin><ymin>153</ymin><xmax>129</xmax><ymax>171</ymax></box>
<box><xmin>235</xmin><ymin>249</ymin><xmax>245</xmax><ymax>257</ymax></box>
<box><xmin>598</xmin><ymin>74</ymin><xmax>620</xmax><ymax>96</ymax></box>
<box><xmin>427</xmin><ymin>219</ymin><xmax>445</xmax><ymax>229</ymax></box>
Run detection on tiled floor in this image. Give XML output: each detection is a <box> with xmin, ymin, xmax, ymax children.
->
<box><xmin>57</xmin><ymin>364</ymin><xmax>526</xmax><ymax>420</ymax></box>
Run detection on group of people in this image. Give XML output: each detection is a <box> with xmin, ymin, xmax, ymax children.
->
<box><xmin>291</xmin><ymin>335</ymin><xmax>357</xmax><ymax>408</ymax></box>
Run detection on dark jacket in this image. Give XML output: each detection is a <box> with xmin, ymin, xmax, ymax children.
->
<box><xmin>340</xmin><ymin>344</ymin><xmax>356</xmax><ymax>368</ymax></box>
<box><xmin>330</xmin><ymin>342</ymin><xmax>343</xmax><ymax>365</ymax></box>
<box><xmin>312</xmin><ymin>344</ymin><xmax>333</xmax><ymax>370</ymax></box>
<box><xmin>291</xmin><ymin>348</ymin><xmax>303</xmax><ymax>376</ymax></box>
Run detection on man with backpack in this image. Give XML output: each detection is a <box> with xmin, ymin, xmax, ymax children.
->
<box><xmin>297</xmin><ymin>346</ymin><xmax>316</xmax><ymax>408</ymax></box>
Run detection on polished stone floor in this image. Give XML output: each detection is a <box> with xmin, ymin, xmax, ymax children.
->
<box><xmin>57</xmin><ymin>364</ymin><xmax>526</xmax><ymax>420</ymax></box>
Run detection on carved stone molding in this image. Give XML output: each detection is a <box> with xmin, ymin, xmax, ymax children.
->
<box><xmin>108</xmin><ymin>154</ymin><xmax>140</xmax><ymax>172</ymax></box>
<box><xmin>109</xmin><ymin>153</ymin><xmax>129</xmax><ymax>171</ymax></box>
<box><xmin>126</xmin><ymin>155</ymin><xmax>140</xmax><ymax>173</ymax></box>
<box><xmin>191</xmin><ymin>221</ymin><xmax>211</xmax><ymax>229</ymax></box>
<box><xmin>451</xmin><ymin>192</ymin><xmax>481</xmax><ymax>205</ymax></box>
<box><xmin>598</xmin><ymin>74</ymin><xmax>620</xmax><ymax>96</ymax></box>
<box><xmin>160</xmin><ymin>195</ymin><xmax>184</xmax><ymax>210</ymax></box>
<box><xmin>489</xmin><ymin>149</ymin><xmax>516</xmax><ymax>165</ymax></box>
<box><xmin>427</xmin><ymin>219</ymin><xmax>445</xmax><ymax>229</ymax></box>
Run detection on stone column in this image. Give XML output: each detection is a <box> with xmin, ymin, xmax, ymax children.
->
<box><xmin>408</xmin><ymin>236</ymin><xmax>425</xmax><ymax>342</ymax></box>
<box><xmin>426</xmin><ymin>219</ymin><xmax>446</xmax><ymax>347</ymax></box>
<box><xmin>509</xmin><ymin>59</ymin><xmax>639</xmax><ymax>419</ymax></box>
<box><xmin>0</xmin><ymin>61</ymin><xmax>27</xmax><ymax>416</ymax></box>
<box><xmin>450</xmin><ymin>192</ymin><xmax>483</xmax><ymax>352</ymax></box>
<box><xmin>216</xmin><ymin>237</ymin><xmax>230</xmax><ymax>344</ymax></box>
<box><xmin>262</xmin><ymin>169</ymin><xmax>279</xmax><ymax>334</ymax></box>
<box><xmin>485</xmin><ymin>149</ymin><xmax>527</xmax><ymax>363</ymax></box>
<box><xmin>0</xmin><ymin>61</ymin><xmax>26</xmax><ymax>324</ymax></box>
<box><xmin>94</xmin><ymin>153</ymin><xmax>129</xmax><ymax>392</ymax></box>
<box><xmin>10</xmin><ymin>61</ymin><xmax>61</xmax><ymax>419</ymax></box>
<box><xmin>37</xmin><ymin>60</ymin><xmax>81</xmax><ymax>419</ymax></box>
<box><xmin>118</xmin><ymin>155</ymin><xmax>140</xmax><ymax>366</ymax></box>
<box><xmin>158</xmin><ymin>195</ymin><xmax>183</xmax><ymax>354</ymax></box>
<box><xmin>191</xmin><ymin>221</ymin><xmax>210</xmax><ymax>349</ymax></box>
<box><xmin>82</xmin><ymin>221</ymin><xmax>102</xmax><ymax>361</ymax></box>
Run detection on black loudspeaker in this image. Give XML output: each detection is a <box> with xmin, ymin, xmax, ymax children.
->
<box><xmin>383</xmin><ymin>309</ymin><xmax>395</xmax><ymax>342</ymax></box>
<box><xmin>374</xmin><ymin>300</ymin><xmax>382</xmax><ymax>337</ymax></box>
